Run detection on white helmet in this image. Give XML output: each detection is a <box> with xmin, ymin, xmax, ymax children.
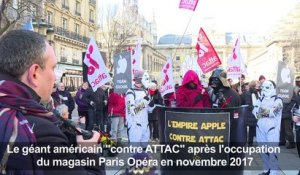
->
<box><xmin>261</xmin><ymin>80</ymin><xmax>276</xmax><ymax>99</ymax></box>
<box><xmin>134</xmin><ymin>70</ymin><xmax>150</xmax><ymax>88</ymax></box>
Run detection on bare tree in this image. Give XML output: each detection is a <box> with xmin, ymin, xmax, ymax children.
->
<box><xmin>99</xmin><ymin>2</ymin><xmax>138</xmax><ymax>71</ymax></box>
<box><xmin>0</xmin><ymin>0</ymin><xmax>43</xmax><ymax>36</ymax></box>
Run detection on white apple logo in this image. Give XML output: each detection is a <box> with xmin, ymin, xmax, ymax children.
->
<box><xmin>281</xmin><ymin>66</ymin><xmax>291</xmax><ymax>83</ymax></box>
<box><xmin>117</xmin><ymin>55</ymin><xmax>127</xmax><ymax>74</ymax></box>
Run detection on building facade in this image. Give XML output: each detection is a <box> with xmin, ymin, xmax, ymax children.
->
<box><xmin>248</xmin><ymin>2</ymin><xmax>300</xmax><ymax>81</ymax></box>
<box><xmin>42</xmin><ymin>0</ymin><xmax>98</xmax><ymax>90</ymax></box>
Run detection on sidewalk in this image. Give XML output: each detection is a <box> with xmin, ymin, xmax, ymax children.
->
<box><xmin>244</xmin><ymin>145</ymin><xmax>299</xmax><ymax>175</ymax></box>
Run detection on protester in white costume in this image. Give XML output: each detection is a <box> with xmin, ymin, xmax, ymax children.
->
<box><xmin>126</xmin><ymin>70</ymin><xmax>153</xmax><ymax>147</ymax></box>
<box><xmin>252</xmin><ymin>80</ymin><xmax>283</xmax><ymax>175</ymax></box>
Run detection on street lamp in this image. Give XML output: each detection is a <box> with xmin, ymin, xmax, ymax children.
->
<box><xmin>46</xmin><ymin>26</ymin><xmax>55</xmax><ymax>45</ymax></box>
<box><xmin>32</xmin><ymin>19</ymin><xmax>55</xmax><ymax>45</ymax></box>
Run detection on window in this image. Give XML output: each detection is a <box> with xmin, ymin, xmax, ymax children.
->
<box><xmin>75</xmin><ymin>1</ymin><xmax>81</xmax><ymax>16</ymax></box>
<box><xmin>176</xmin><ymin>56</ymin><xmax>180</xmax><ymax>61</ymax></box>
<box><xmin>75</xmin><ymin>23</ymin><xmax>80</xmax><ymax>34</ymax></box>
<box><xmin>60</xmin><ymin>47</ymin><xmax>67</xmax><ymax>62</ymax></box>
<box><xmin>62</xmin><ymin>0</ymin><xmax>69</xmax><ymax>9</ymax></box>
<box><xmin>89</xmin><ymin>10</ymin><xmax>94</xmax><ymax>23</ymax></box>
<box><xmin>62</xmin><ymin>0</ymin><xmax>68</xmax><ymax>6</ymax></box>
<box><xmin>62</xmin><ymin>18</ymin><xmax>68</xmax><ymax>29</ymax></box>
<box><xmin>47</xmin><ymin>11</ymin><xmax>53</xmax><ymax>25</ymax></box>
<box><xmin>176</xmin><ymin>66</ymin><xmax>181</xmax><ymax>72</ymax></box>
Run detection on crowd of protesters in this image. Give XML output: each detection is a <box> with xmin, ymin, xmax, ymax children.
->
<box><xmin>1</xmin><ymin>30</ymin><xmax>300</xmax><ymax>175</ymax></box>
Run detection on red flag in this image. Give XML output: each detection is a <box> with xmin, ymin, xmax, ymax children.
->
<box><xmin>179</xmin><ymin>0</ymin><xmax>199</xmax><ymax>11</ymax></box>
<box><xmin>195</xmin><ymin>28</ymin><xmax>222</xmax><ymax>73</ymax></box>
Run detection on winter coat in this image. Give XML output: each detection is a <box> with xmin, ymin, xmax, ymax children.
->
<box><xmin>83</xmin><ymin>87</ymin><xmax>106</xmax><ymax>111</ymax></box>
<box><xmin>163</xmin><ymin>92</ymin><xmax>175</xmax><ymax>107</ymax></box>
<box><xmin>75</xmin><ymin>88</ymin><xmax>89</xmax><ymax>112</ymax></box>
<box><xmin>148</xmin><ymin>90</ymin><xmax>164</xmax><ymax>120</ymax></box>
<box><xmin>176</xmin><ymin>70</ymin><xmax>211</xmax><ymax>108</ymax></box>
<box><xmin>241</xmin><ymin>90</ymin><xmax>257</xmax><ymax>127</ymax></box>
<box><xmin>282</xmin><ymin>93</ymin><xmax>297</xmax><ymax>119</ymax></box>
<box><xmin>57</xmin><ymin>90</ymin><xmax>75</xmax><ymax>114</ymax></box>
<box><xmin>108</xmin><ymin>92</ymin><xmax>125</xmax><ymax>118</ymax></box>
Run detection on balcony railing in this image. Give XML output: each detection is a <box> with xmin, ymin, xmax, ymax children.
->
<box><xmin>47</xmin><ymin>0</ymin><xmax>55</xmax><ymax>3</ymax></box>
<box><xmin>75</xmin><ymin>11</ymin><xmax>81</xmax><ymax>16</ymax></box>
<box><xmin>62</xmin><ymin>4</ymin><xmax>69</xmax><ymax>10</ymax></box>
<box><xmin>72</xmin><ymin>59</ymin><xmax>79</xmax><ymax>65</ymax></box>
<box><xmin>89</xmin><ymin>0</ymin><xmax>96</xmax><ymax>6</ymax></box>
<box><xmin>60</xmin><ymin>56</ymin><xmax>67</xmax><ymax>63</ymax></box>
<box><xmin>53</xmin><ymin>26</ymin><xmax>90</xmax><ymax>44</ymax></box>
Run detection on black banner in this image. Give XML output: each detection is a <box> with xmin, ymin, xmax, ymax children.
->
<box><xmin>113</xmin><ymin>51</ymin><xmax>132</xmax><ymax>94</ymax></box>
<box><xmin>165</xmin><ymin>111</ymin><xmax>230</xmax><ymax>161</ymax></box>
<box><xmin>276</xmin><ymin>61</ymin><xmax>294</xmax><ymax>103</ymax></box>
<box><xmin>157</xmin><ymin>106</ymin><xmax>247</xmax><ymax>175</ymax></box>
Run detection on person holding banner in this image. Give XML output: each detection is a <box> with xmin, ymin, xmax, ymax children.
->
<box><xmin>126</xmin><ymin>70</ymin><xmax>153</xmax><ymax>147</ymax></box>
<box><xmin>176</xmin><ymin>70</ymin><xmax>211</xmax><ymax>108</ymax></box>
<box><xmin>83</xmin><ymin>86</ymin><xmax>107</xmax><ymax>131</ymax></box>
<box><xmin>148</xmin><ymin>81</ymin><xmax>164</xmax><ymax>142</ymax></box>
<box><xmin>208</xmin><ymin>68</ymin><xmax>240</xmax><ymax>108</ymax></box>
<box><xmin>252</xmin><ymin>80</ymin><xmax>283</xmax><ymax>175</ymax></box>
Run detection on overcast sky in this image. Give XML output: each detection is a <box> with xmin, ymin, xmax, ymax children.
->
<box><xmin>139</xmin><ymin>0</ymin><xmax>299</xmax><ymax>38</ymax></box>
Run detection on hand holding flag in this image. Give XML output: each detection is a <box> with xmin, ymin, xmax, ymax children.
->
<box><xmin>160</xmin><ymin>58</ymin><xmax>175</xmax><ymax>96</ymax></box>
<box><xmin>195</xmin><ymin>28</ymin><xmax>222</xmax><ymax>73</ymax></box>
<box><xmin>227</xmin><ymin>37</ymin><xmax>247</xmax><ymax>79</ymax></box>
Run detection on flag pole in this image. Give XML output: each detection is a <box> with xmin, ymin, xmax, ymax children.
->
<box><xmin>172</xmin><ymin>12</ymin><xmax>195</xmax><ymax>61</ymax></box>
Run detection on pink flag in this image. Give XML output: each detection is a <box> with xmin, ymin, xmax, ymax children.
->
<box><xmin>227</xmin><ymin>37</ymin><xmax>247</xmax><ymax>79</ymax></box>
<box><xmin>195</xmin><ymin>28</ymin><xmax>222</xmax><ymax>73</ymax></box>
<box><xmin>179</xmin><ymin>0</ymin><xmax>199</xmax><ymax>11</ymax></box>
<box><xmin>131</xmin><ymin>38</ymin><xmax>142</xmax><ymax>85</ymax></box>
<box><xmin>84</xmin><ymin>37</ymin><xmax>112</xmax><ymax>91</ymax></box>
<box><xmin>160</xmin><ymin>58</ymin><xmax>175</xmax><ymax>96</ymax></box>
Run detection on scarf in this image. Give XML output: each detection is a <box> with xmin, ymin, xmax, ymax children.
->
<box><xmin>149</xmin><ymin>89</ymin><xmax>157</xmax><ymax>96</ymax></box>
<box><xmin>0</xmin><ymin>80</ymin><xmax>57</xmax><ymax>175</ymax></box>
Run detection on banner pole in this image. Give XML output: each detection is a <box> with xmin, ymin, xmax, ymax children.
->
<box><xmin>172</xmin><ymin>12</ymin><xmax>195</xmax><ymax>61</ymax></box>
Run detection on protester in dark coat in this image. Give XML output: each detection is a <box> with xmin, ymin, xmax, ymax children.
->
<box><xmin>232</xmin><ymin>74</ymin><xmax>246</xmax><ymax>95</ymax></box>
<box><xmin>51</xmin><ymin>83</ymin><xmax>62</xmax><ymax>107</ymax></box>
<box><xmin>57</xmin><ymin>82</ymin><xmax>75</xmax><ymax>119</ymax></box>
<box><xmin>176</xmin><ymin>70</ymin><xmax>211</xmax><ymax>108</ymax></box>
<box><xmin>209</xmin><ymin>68</ymin><xmax>241</xmax><ymax>108</ymax></box>
<box><xmin>241</xmin><ymin>81</ymin><xmax>258</xmax><ymax>146</ymax></box>
<box><xmin>148</xmin><ymin>81</ymin><xmax>164</xmax><ymax>141</ymax></box>
<box><xmin>75</xmin><ymin>82</ymin><xmax>89</xmax><ymax>121</ymax></box>
<box><xmin>280</xmin><ymin>92</ymin><xmax>296</xmax><ymax>148</ymax></box>
<box><xmin>83</xmin><ymin>86</ymin><xmax>106</xmax><ymax>131</ymax></box>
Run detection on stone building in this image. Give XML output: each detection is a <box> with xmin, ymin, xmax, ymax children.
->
<box><xmin>41</xmin><ymin>0</ymin><xmax>98</xmax><ymax>90</ymax></box>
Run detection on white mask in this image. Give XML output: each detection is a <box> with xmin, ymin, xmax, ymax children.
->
<box><xmin>141</xmin><ymin>72</ymin><xmax>150</xmax><ymax>88</ymax></box>
<box><xmin>261</xmin><ymin>80</ymin><xmax>276</xmax><ymax>99</ymax></box>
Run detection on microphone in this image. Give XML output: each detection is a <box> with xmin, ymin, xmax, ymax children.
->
<box><xmin>52</xmin><ymin>109</ymin><xmax>93</xmax><ymax>140</ymax></box>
